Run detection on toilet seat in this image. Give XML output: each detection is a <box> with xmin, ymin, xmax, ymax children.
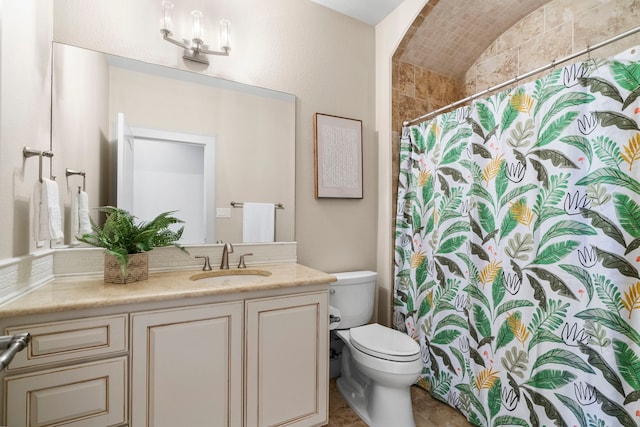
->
<box><xmin>349</xmin><ymin>323</ymin><xmax>420</xmax><ymax>362</ymax></box>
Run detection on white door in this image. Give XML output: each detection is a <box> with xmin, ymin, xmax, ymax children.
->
<box><xmin>116</xmin><ymin>112</ymin><xmax>135</xmax><ymax>212</ymax></box>
<box><xmin>116</xmin><ymin>115</ymin><xmax>215</xmax><ymax>244</ymax></box>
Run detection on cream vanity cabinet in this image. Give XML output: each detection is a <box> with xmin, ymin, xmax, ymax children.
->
<box><xmin>1</xmin><ymin>281</ymin><xmax>329</xmax><ymax>427</ymax></box>
<box><xmin>130</xmin><ymin>301</ymin><xmax>244</xmax><ymax>427</ymax></box>
<box><xmin>1</xmin><ymin>315</ymin><xmax>129</xmax><ymax>427</ymax></box>
<box><xmin>131</xmin><ymin>291</ymin><xmax>328</xmax><ymax>427</ymax></box>
<box><xmin>245</xmin><ymin>292</ymin><xmax>328</xmax><ymax>427</ymax></box>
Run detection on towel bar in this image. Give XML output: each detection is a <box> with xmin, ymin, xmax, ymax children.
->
<box><xmin>23</xmin><ymin>146</ymin><xmax>54</xmax><ymax>183</ymax></box>
<box><xmin>230</xmin><ymin>201</ymin><xmax>284</xmax><ymax>209</ymax></box>
<box><xmin>65</xmin><ymin>168</ymin><xmax>87</xmax><ymax>191</ymax></box>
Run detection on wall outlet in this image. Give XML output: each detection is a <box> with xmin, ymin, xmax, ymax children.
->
<box><xmin>216</xmin><ymin>208</ymin><xmax>231</xmax><ymax>218</ymax></box>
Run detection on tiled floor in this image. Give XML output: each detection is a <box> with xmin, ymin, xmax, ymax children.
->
<box><xmin>327</xmin><ymin>378</ymin><xmax>473</xmax><ymax>427</ymax></box>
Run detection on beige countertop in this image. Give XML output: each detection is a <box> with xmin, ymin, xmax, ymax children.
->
<box><xmin>0</xmin><ymin>263</ymin><xmax>336</xmax><ymax>317</ymax></box>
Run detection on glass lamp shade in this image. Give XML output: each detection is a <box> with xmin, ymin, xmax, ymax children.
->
<box><xmin>191</xmin><ymin>10</ymin><xmax>204</xmax><ymax>43</ymax></box>
<box><xmin>219</xmin><ymin>19</ymin><xmax>231</xmax><ymax>51</ymax></box>
<box><xmin>160</xmin><ymin>0</ymin><xmax>174</xmax><ymax>33</ymax></box>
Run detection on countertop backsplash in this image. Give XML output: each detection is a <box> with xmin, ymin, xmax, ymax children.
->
<box><xmin>0</xmin><ymin>242</ymin><xmax>297</xmax><ymax>306</ymax></box>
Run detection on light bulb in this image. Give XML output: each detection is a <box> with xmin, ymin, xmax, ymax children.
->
<box><xmin>160</xmin><ymin>0</ymin><xmax>174</xmax><ymax>34</ymax></box>
<box><xmin>191</xmin><ymin>10</ymin><xmax>204</xmax><ymax>43</ymax></box>
<box><xmin>219</xmin><ymin>19</ymin><xmax>231</xmax><ymax>51</ymax></box>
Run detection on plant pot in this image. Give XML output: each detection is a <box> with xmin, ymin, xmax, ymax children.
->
<box><xmin>104</xmin><ymin>253</ymin><xmax>149</xmax><ymax>284</ymax></box>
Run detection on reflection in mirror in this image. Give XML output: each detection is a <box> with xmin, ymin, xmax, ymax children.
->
<box><xmin>52</xmin><ymin>43</ymin><xmax>295</xmax><ymax>245</ymax></box>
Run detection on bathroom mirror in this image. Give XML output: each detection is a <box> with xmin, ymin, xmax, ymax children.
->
<box><xmin>51</xmin><ymin>42</ymin><xmax>295</xmax><ymax>245</ymax></box>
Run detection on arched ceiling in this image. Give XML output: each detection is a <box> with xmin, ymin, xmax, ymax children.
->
<box><xmin>396</xmin><ymin>0</ymin><xmax>552</xmax><ymax>80</ymax></box>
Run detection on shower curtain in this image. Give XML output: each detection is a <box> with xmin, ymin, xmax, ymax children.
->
<box><xmin>394</xmin><ymin>46</ymin><xmax>640</xmax><ymax>427</ymax></box>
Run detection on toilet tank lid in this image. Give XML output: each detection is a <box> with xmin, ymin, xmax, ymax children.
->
<box><xmin>331</xmin><ymin>271</ymin><xmax>377</xmax><ymax>285</ymax></box>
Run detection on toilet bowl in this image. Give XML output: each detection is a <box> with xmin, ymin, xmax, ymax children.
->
<box><xmin>330</xmin><ymin>272</ymin><xmax>422</xmax><ymax>427</ymax></box>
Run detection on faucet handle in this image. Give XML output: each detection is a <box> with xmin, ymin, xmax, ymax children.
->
<box><xmin>238</xmin><ymin>253</ymin><xmax>253</xmax><ymax>269</ymax></box>
<box><xmin>195</xmin><ymin>255</ymin><xmax>212</xmax><ymax>271</ymax></box>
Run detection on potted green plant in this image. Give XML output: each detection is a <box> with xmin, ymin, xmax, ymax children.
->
<box><xmin>78</xmin><ymin>206</ymin><xmax>186</xmax><ymax>284</ymax></box>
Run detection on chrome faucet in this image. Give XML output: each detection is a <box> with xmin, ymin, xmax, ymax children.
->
<box><xmin>220</xmin><ymin>242</ymin><xmax>234</xmax><ymax>269</ymax></box>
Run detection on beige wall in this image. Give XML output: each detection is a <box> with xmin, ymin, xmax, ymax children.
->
<box><xmin>0</xmin><ymin>0</ymin><xmax>53</xmax><ymax>259</ymax></box>
<box><xmin>375</xmin><ymin>0</ymin><xmax>427</xmax><ymax>325</ymax></box>
<box><xmin>0</xmin><ymin>0</ymin><xmax>378</xmax><ymax>277</ymax></box>
<box><xmin>52</xmin><ymin>42</ymin><xmax>110</xmax><ymax>243</ymax></box>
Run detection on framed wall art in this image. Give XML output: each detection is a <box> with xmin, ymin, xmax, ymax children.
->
<box><xmin>313</xmin><ymin>113</ymin><xmax>363</xmax><ymax>199</ymax></box>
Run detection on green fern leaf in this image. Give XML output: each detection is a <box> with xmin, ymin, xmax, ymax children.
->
<box><xmin>595</xmin><ymin>246</ymin><xmax>640</xmax><ymax>279</ymax></box>
<box><xmin>522</xmin><ymin>387</ymin><xmax>568</xmax><ymax>426</ymax></box>
<box><xmin>581</xmin><ymin>208</ymin><xmax>627</xmax><ymax>247</ymax></box>
<box><xmin>499</xmin><ymin>210</ymin><xmax>518</xmax><ymax>241</ymax></box>
<box><xmin>610</xmin><ymin>60</ymin><xmax>640</xmax><ymax>92</ymax></box>
<box><xmin>527</xmin><ymin>329</ymin><xmax>563</xmax><ymax>351</ymax></box>
<box><xmin>559</xmin><ymin>264</ymin><xmax>594</xmax><ymax>303</ymax></box>
<box><xmin>495</xmin><ymin>318</ymin><xmax>515</xmax><ymax>351</ymax></box>
<box><xmin>561</xmin><ymin>135</ymin><xmax>593</xmax><ymax>164</ymax></box>
<box><xmin>576</xmin><ymin>309</ymin><xmax>640</xmax><ymax>348</ymax></box>
<box><xmin>539</xmin><ymin>92</ymin><xmax>595</xmax><ymax>131</ymax></box>
<box><xmin>501</xmin><ymin>92</ymin><xmax>520</xmax><ymax>134</ymax></box>
<box><xmin>614</xmin><ymin>193</ymin><xmax>640</xmax><ymax>238</ymax></box>
<box><xmin>533</xmin><ymin>240</ymin><xmax>579</xmax><ymax>265</ymax></box>
<box><xmin>555</xmin><ymin>393</ymin><xmax>587</xmax><ymax>427</ymax></box>
<box><xmin>431</xmin><ymin>329</ymin><xmax>462</xmax><ymax>345</ymax></box>
<box><xmin>593</xmin><ymin>275</ymin><xmax>624</xmax><ymax>313</ymax></box>
<box><xmin>538</xmin><ymin>220</ymin><xmax>596</xmax><ymax>249</ymax></box>
<box><xmin>578</xmin><ymin>77</ymin><xmax>624</xmax><ymax>103</ymax></box>
<box><xmin>476</xmin><ymin>102</ymin><xmax>496</xmax><ymax>132</ymax></box>
<box><xmin>529</xmin><ymin>299</ymin><xmax>569</xmax><ymax>335</ymax></box>
<box><xmin>525</xmin><ymin>369</ymin><xmax>576</xmax><ymax>389</ymax></box>
<box><xmin>532</xmin><ymin>348</ymin><xmax>595</xmax><ymax>374</ymax></box>
<box><xmin>437</xmin><ymin>235</ymin><xmax>466</xmax><ymax>254</ymax></box>
<box><xmin>536</xmin><ymin>112</ymin><xmax>579</xmax><ymax>147</ymax></box>
<box><xmin>613</xmin><ymin>339</ymin><xmax>640</xmax><ymax>390</ymax></box>
<box><xmin>593</xmin><ymin>387</ymin><xmax>636</xmax><ymax>427</ymax></box>
<box><xmin>594</xmin><ymin>111</ymin><xmax>640</xmax><ymax>131</ymax></box>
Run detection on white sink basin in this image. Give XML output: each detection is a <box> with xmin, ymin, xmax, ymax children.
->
<box><xmin>189</xmin><ymin>269</ymin><xmax>272</xmax><ymax>284</ymax></box>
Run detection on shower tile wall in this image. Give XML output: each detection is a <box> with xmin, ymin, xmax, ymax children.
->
<box><xmin>465</xmin><ymin>0</ymin><xmax>640</xmax><ymax>94</ymax></box>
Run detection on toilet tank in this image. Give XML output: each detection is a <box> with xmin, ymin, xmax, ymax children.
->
<box><xmin>330</xmin><ymin>271</ymin><xmax>377</xmax><ymax>329</ymax></box>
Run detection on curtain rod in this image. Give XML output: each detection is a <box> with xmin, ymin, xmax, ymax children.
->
<box><xmin>403</xmin><ymin>24</ymin><xmax>640</xmax><ymax>127</ymax></box>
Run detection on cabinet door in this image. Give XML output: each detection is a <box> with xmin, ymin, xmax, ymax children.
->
<box><xmin>4</xmin><ymin>357</ymin><xmax>127</xmax><ymax>427</ymax></box>
<box><xmin>246</xmin><ymin>292</ymin><xmax>328</xmax><ymax>427</ymax></box>
<box><xmin>131</xmin><ymin>302</ymin><xmax>243</xmax><ymax>427</ymax></box>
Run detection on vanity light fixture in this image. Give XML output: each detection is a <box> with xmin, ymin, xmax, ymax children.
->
<box><xmin>160</xmin><ymin>0</ymin><xmax>231</xmax><ymax>65</ymax></box>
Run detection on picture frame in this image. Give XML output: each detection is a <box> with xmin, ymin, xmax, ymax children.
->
<box><xmin>313</xmin><ymin>113</ymin><xmax>363</xmax><ymax>199</ymax></box>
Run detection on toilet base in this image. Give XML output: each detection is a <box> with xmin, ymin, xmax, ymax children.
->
<box><xmin>336</xmin><ymin>376</ymin><xmax>372</xmax><ymax>425</ymax></box>
<box><xmin>336</xmin><ymin>345</ymin><xmax>418</xmax><ymax>427</ymax></box>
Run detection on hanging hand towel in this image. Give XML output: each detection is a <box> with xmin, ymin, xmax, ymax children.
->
<box><xmin>70</xmin><ymin>189</ymin><xmax>80</xmax><ymax>244</ymax></box>
<box><xmin>69</xmin><ymin>189</ymin><xmax>91</xmax><ymax>244</ymax></box>
<box><xmin>242</xmin><ymin>202</ymin><xmax>275</xmax><ymax>243</ymax></box>
<box><xmin>34</xmin><ymin>178</ymin><xmax>64</xmax><ymax>241</ymax></box>
<box><xmin>77</xmin><ymin>190</ymin><xmax>92</xmax><ymax>235</ymax></box>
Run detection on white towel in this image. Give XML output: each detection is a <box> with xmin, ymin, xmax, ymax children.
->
<box><xmin>70</xmin><ymin>189</ymin><xmax>79</xmax><ymax>245</ymax></box>
<box><xmin>242</xmin><ymin>202</ymin><xmax>275</xmax><ymax>243</ymax></box>
<box><xmin>34</xmin><ymin>178</ymin><xmax>64</xmax><ymax>242</ymax></box>
<box><xmin>77</xmin><ymin>190</ymin><xmax>92</xmax><ymax>235</ymax></box>
<box><xmin>70</xmin><ymin>189</ymin><xmax>92</xmax><ymax>243</ymax></box>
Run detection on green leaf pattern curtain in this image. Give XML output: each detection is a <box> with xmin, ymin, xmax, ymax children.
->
<box><xmin>394</xmin><ymin>47</ymin><xmax>640</xmax><ymax>426</ymax></box>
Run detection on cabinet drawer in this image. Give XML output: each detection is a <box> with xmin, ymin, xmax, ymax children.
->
<box><xmin>5</xmin><ymin>314</ymin><xmax>127</xmax><ymax>370</ymax></box>
<box><xmin>3</xmin><ymin>356</ymin><xmax>127</xmax><ymax>427</ymax></box>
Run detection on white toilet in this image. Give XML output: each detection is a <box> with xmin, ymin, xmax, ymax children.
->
<box><xmin>330</xmin><ymin>271</ymin><xmax>422</xmax><ymax>427</ymax></box>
